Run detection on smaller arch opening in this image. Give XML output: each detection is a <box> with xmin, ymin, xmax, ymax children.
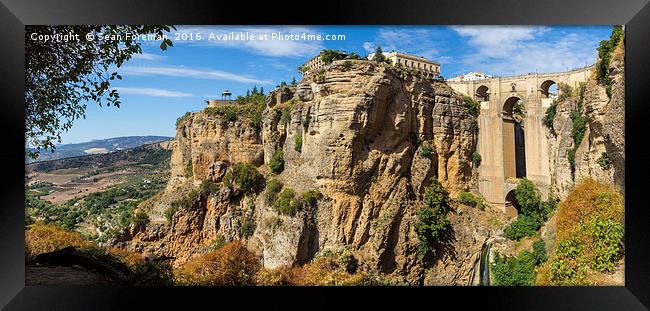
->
<box><xmin>505</xmin><ymin>190</ymin><xmax>521</xmax><ymax>216</ymax></box>
<box><xmin>540</xmin><ymin>80</ymin><xmax>558</xmax><ymax>98</ymax></box>
<box><xmin>475</xmin><ymin>85</ymin><xmax>490</xmax><ymax>101</ymax></box>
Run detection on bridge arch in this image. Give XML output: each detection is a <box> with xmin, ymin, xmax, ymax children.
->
<box><xmin>475</xmin><ymin>85</ymin><xmax>490</xmax><ymax>101</ymax></box>
<box><xmin>502</xmin><ymin>96</ymin><xmax>522</xmax><ymax>116</ymax></box>
<box><xmin>502</xmin><ymin>96</ymin><xmax>527</xmax><ymax>179</ymax></box>
<box><xmin>505</xmin><ymin>190</ymin><xmax>521</xmax><ymax>216</ymax></box>
<box><xmin>540</xmin><ymin>80</ymin><xmax>558</xmax><ymax>98</ymax></box>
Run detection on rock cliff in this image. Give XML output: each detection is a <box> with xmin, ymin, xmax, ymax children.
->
<box><xmin>546</xmin><ymin>39</ymin><xmax>624</xmax><ymax>199</ymax></box>
<box><xmin>123</xmin><ymin>59</ymin><xmax>503</xmax><ymax>285</ymax></box>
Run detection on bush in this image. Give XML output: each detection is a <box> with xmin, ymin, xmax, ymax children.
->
<box><xmin>515</xmin><ymin>178</ymin><xmax>541</xmax><ymax>216</ymax></box>
<box><xmin>342</xmin><ymin>60</ymin><xmax>353</xmax><ymax>71</ymax></box>
<box><xmin>472</xmin><ymin>152</ymin><xmax>482</xmax><ymax>168</ymax></box>
<box><xmin>294</xmin><ymin>134</ymin><xmax>303</xmax><ymax>152</ymax></box>
<box><xmin>597</xmin><ymin>26</ymin><xmax>623</xmax><ymax>92</ymax></box>
<box><xmin>200</xmin><ymin>180</ymin><xmax>219</xmax><ymax>195</ymax></box>
<box><xmin>133</xmin><ymin>211</ymin><xmax>150</xmax><ymax>230</ymax></box>
<box><xmin>456</xmin><ymin>191</ymin><xmax>485</xmax><ymax>210</ymax></box>
<box><xmin>25</xmin><ymin>222</ymin><xmax>92</xmax><ymax>260</ymax></box>
<box><xmin>241</xmin><ymin>219</ymin><xmax>256</xmax><ymax>238</ymax></box>
<box><xmin>206</xmin><ymin>235</ymin><xmax>227</xmax><ymax>252</ymax></box>
<box><xmin>503</xmin><ymin>215</ymin><xmax>541</xmax><ymax>241</ymax></box>
<box><xmin>414</xmin><ymin>179</ymin><xmax>452</xmax><ymax>260</ymax></box>
<box><xmin>177</xmin><ymin>241</ymin><xmax>260</xmax><ymax>286</ymax></box>
<box><xmin>543</xmin><ymin>101</ymin><xmax>557</xmax><ymax>130</ymax></box>
<box><xmin>175</xmin><ymin>112</ymin><xmax>190</xmax><ymax>127</ymax></box>
<box><xmin>532</xmin><ymin>239</ymin><xmax>548</xmax><ymax>266</ymax></box>
<box><xmin>492</xmin><ymin>250</ymin><xmax>537</xmax><ymax>286</ymax></box>
<box><xmin>597</xmin><ymin>152</ymin><xmax>612</xmax><ymax>170</ymax></box>
<box><xmin>539</xmin><ymin>179</ymin><xmax>624</xmax><ymax>285</ymax></box>
<box><xmin>264</xmin><ymin>179</ymin><xmax>283</xmax><ymax>204</ymax></box>
<box><xmin>269</xmin><ymin>149</ymin><xmax>285</xmax><ymax>174</ymax></box>
<box><xmin>462</xmin><ymin>96</ymin><xmax>480</xmax><ymax>116</ymax></box>
<box><xmin>204</xmin><ymin>96</ymin><xmax>265</xmax><ymax>130</ymax></box>
<box><xmin>164</xmin><ymin>206</ymin><xmax>178</xmax><ymax>223</ymax></box>
<box><xmin>301</xmin><ymin>189</ymin><xmax>323</xmax><ymax>208</ymax></box>
<box><xmin>420</xmin><ymin>141</ymin><xmax>433</xmax><ymax>158</ymax></box>
<box><xmin>319</xmin><ymin>49</ymin><xmax>346</xmax><ymax>65</ymax></box>
<box><xmin>223</xmin><ymin>163</ymin><xmax>263</xmax><ymax>194</ymax></box>
<box><xmin>273</xmin><ymin>188</ymin><xmax>302</xmax><ymax>216</ymax></box>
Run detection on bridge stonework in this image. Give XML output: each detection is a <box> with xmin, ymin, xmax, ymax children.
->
<box><xmin>448</xmin><ymin>65</ymin><xmax>595</xmax><ymax>216</ymax></box>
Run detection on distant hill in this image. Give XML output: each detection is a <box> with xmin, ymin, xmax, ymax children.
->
<box><xmin>26</xmin><ymin>136</ymin><xmax>173</xmax><ymax>163</ymax></box>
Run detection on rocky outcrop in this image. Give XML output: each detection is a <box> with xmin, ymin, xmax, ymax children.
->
<box><xmin>546</xmin><ymin>39</ymin><xmax>624</xmax><ymax>199</ymax></box>
<box><xmin>125</xmin><ymin>59</ymin><xmax>494</xmax><ymax>285</ymax></box>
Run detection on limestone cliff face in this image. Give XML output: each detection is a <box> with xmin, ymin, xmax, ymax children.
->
<box><xmin>546</xmin><ymin>40</ymin><xmax>624</xmax><ymax>199</ymax></box>
<box><xmin>125</xmin><ymin>59</ymin><xmax>492</xmax><ymax>284</ymax></box>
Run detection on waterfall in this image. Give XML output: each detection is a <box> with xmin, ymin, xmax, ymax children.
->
<box><xmin>479</xmin><ymin>240</ymin><xmax>492</xmax><ymax>286</ymax></box>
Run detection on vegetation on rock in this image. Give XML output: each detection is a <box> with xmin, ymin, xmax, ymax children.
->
<box><xmin>504</xmin><ymin>178</ymin><xmax>557</xmax><ymax>241</ymax></box>
<box><xmin>414</xmin><ymin>179</ymin><xmax>452</xmax><ymax>260</ymax></box>
<box><xmin>597</xmin><ymin>26</ymin><xmax>624</xmax><ymax>98</ymax></box>
<box><xmin>536</xmin><ymin>179</ymin><xmax>624</xmax><ymax>285</ymax></box>
<box><xmin>223</xmin><ymin>163</ymin><xmax>263</xmax><ymax>195</ymax></box>
<box><xmin>269</xmin><ymin>149</ymin><xmax>285</xmax><ymax>174</ymax></box>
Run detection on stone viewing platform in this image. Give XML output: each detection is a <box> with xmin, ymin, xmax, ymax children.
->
<box><xmin>206</xmin><ymin>99</ymin><xmax>237</xmax><ymax>108</ymax></box>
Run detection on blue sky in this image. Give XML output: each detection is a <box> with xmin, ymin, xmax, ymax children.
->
<box><xmin>58</xmin><ymin>25</ymin><xmax>614</xmax><ymax>144</ymax></box>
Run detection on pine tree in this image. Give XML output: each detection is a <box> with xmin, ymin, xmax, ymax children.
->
<box><xmin>246</xmin><ymin>89</ymin><xmax>250</xmax><ymax>96</ymax></box>
<box><xmin>252</xmin><ymin>86</ymin><xmax>258</xmax><ymax>94</ymax></box>
<box><xmin>373</xmin><ymin>45</ymin><xmax>386</xmax><ymax>62</ymax></box>
<box><xmin>291</xmin><ymin>77</ymin><xmax>297</xmax><ymax>86</ymax></box>
<box><xmin>260</xmin><ymin>86</ymin><xmax>264</xmax><ymax>95</ymax></box>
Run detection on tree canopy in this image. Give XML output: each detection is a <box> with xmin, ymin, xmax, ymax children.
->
<box><xmin>25</xmin><ymin>25</ymin><xmax>175</xmax><ymax>158</ymax></box>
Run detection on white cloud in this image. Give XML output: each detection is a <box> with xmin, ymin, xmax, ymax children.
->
<box><xmin>170</xmin><ymin>26</ymin><xmax>325</xmax><ymax>58</ymax></box>
<box><xmin>112</xmin><ymin>87</ymin><xmax>193</xmax><ymax>98</ymax></box>
<box><xmin>131</xmin><ymin>52</ymin><xmax>166</xmax><ymax>61</ymax></box>
<box><xmin>121</xmin><ymin>65</ymin><xmax>273</xmax><ymax>85</ymax></box>
<box><xmin>362</xmin><ymin>42</ymin><xmax>374</xmax><ymax>52</ymax></box>
<box><xmin>450</xmin><ymin>26</ymin><xmax>598</xmax><ymax>76</ymax></box>
<box><xmin>367</xmin><ymin>28</ymin><xmax>442</xmax><ymax>61</ymax></box>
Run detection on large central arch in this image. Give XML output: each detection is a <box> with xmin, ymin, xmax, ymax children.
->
<box><xmin>502</xmin><ymin>96</ymin><xmax>527</xmax><ymax>179</ymax></box>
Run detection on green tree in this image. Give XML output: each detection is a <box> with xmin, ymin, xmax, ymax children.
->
<box><xmin>291</xmin><ymin>77</ymin><xmax>297</xmax><ymax>86</ymax></box>
<box><xmin>25</xmin><ymin>25</ymin><xmax>175</xmax><ymax>158</ymax></box>
<box><xmin>269</xmin><ymin>149</ymin><xmax>285</xmax><ymax>174</ymax></box>
<box><xmin>372</xmin><ymin>45</ymin><xmax>386</xmax><ymax>63</ymax></box>
<box><xmin>414</xmin><ymin>179</ymin><xmax>452</xmax><ymax>260</ymax></box>
<box><xmin>515</xmin><ymin>178</ymin><xmax>541</xmax><ymax>216</ymax></box>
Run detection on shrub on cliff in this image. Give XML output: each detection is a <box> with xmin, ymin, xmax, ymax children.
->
<box><xmin>415</xmin><ymin>179</ymin><xmax>452</xmax><ymax>260</ymax></box>
<box><xmin>503</xmin><ymin>215</ymin><xmax>540</xmax><ymax>241</ymax></box>
<box><xmin>294</xmin><ymin>133</ymin><xmax>303</xmax><ymax>152</ymax></box>
<box><xmin>301</xmin><ymin>189</ymin><xmax>323</xmax><ymax>208</ymax></box>
<box><xmin>457</xmin><ymin>191</ymin><xmax>485</xmax><ymax>210</ymax></box>
<box><xmin>472</xmin><ymin>152</ymin><xmax>482</xmax><ymax>168</ymax></box>
<box><xmin>176</xmin><ymin>240</ymin><xmax>260</xmax><ymax>286</ymax></box>
<box><xmin>537</xmin><ymin>179</ymin><xmax>624</xmax><ymax>285</ymax></box>
<box><xmin>132</xmin><ymin>211</ymin><xmax>150</xmax><ymax>230</ymax></box>
<box><xmin>164</xmin><ymin>206</ymin><xmax>177</xmax><ymax>223</ymax></box>
<box><xmin>223</xmin><ymin>163</ymin><xmax>263</xmax><ymax>194</ymax></box>
<box><xmin>264</xmin><ymin>178</ymin><xmax>283</xmax><ymax>204</ymax></box>
<box><xmin>597</xmin><ymin>25</ymin><xmax>623</xmax><ymax>97</ymax></box>
<box><xmin>463</xmin><ymin>96</ymin><xmax>480</xmax><ymax>117</ymax></box>
<box><xmin>269</xmin><ymin>149</ymin><xmax>285</xmax><ymax>174</ymax></box>
<box><xmin>273</xmin><ymin>188</ymin><xmax>302</xmax><ymax>216</ymax></box>
<box><xmin>543</xmin><ymin>101</ymin><xmax>557</xmax><ymax>131</ymax></box>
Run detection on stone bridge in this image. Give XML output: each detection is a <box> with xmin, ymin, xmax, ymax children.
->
<box><xmin>448</xmin><ymin>65</ymin><xmax>595</xmax><ymax>217</ymax></box>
